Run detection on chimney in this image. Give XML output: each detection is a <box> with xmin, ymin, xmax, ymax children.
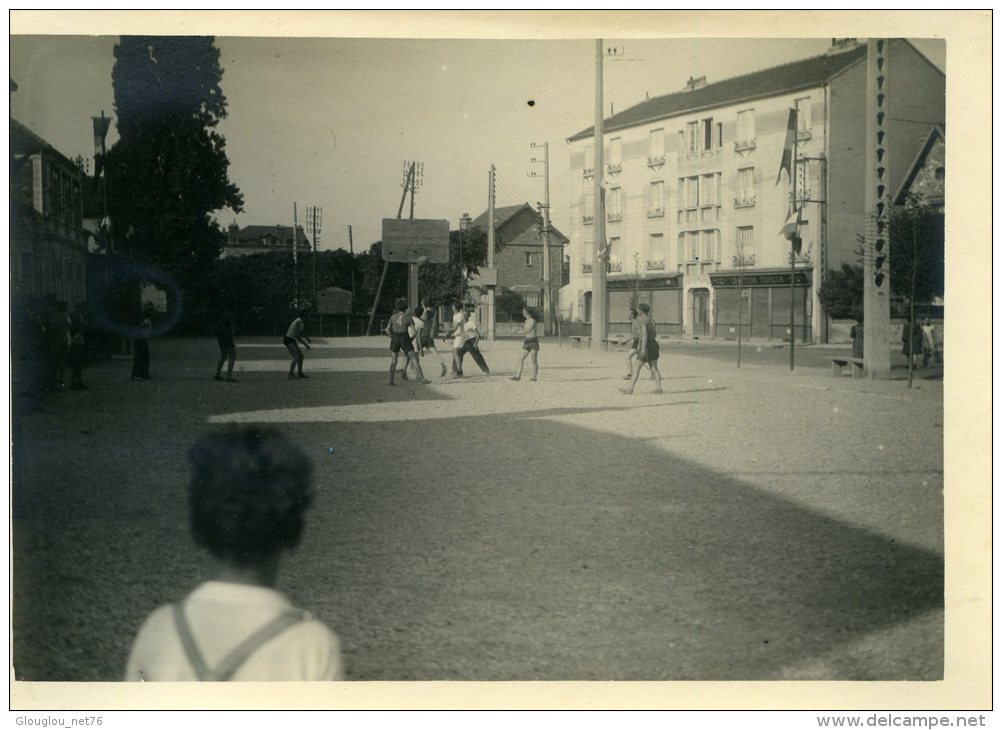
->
<box><xmin>827</xmin><ymin>38</ymin><xmax>859</xmax><ymax>54</ymax></box>
<box><xmin>683</xmin><ymin>76</ymin><xmax>707</xmax><ymax>92</ymax></box>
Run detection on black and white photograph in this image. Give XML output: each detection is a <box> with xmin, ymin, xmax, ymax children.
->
<box><xmin>7</xmin><ymin>9</ymin><xmax>990</xmax><ymax>719</ymax></box>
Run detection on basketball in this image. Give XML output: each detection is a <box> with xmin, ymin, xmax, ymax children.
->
<box><xmin>416</xmin><ymin>255</ymin><xmax>429</xmax><ymax>266</ymax></box>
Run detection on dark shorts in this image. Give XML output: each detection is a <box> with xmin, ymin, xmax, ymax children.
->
<box><xmin>219</xmin><ymin>346</ymin><xmax>236</xmax><ymax>359</ymax></box>
<box><xmin>283</xmin><ymin>337</ymin><xmax>302</xmax><ymax>358</ymax></box>
<box><xmin>638</xmin><ymin>343</ymin><xmax>660</xmax><ymax>364</ymax></box>
<box><xmin>390</xmin><ymin>331</ymin><xmax>414</xmax><ymax>354</ymax></box>
<box><xmin>419</xmin><ymin>335</ymin><xmax>435</xmax><ymax>349</ymax></box>
<box><xmin>631</xmin><ymin>337</ymin><xmax>640</xmax><ymax>350</ymax></box>
<box><xmin>522</xmin><ymin>337</ymin><xmax>540</xmax><ymax>351</ymax></box>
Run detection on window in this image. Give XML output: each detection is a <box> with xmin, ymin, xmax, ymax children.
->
<box><xmin>646</xmin><ymin>233</ymin><xmax>665</xmax><ymax>269</ymax></box>
<box><xmin>648</xmin><ymin>128</ymin><xmax>665</xmax><ymax>162</ymax></box>
<box><xmin>701</xmin><ymin>174</ymin><xmax>718</xmax><ymax>206</ymax></box>
<box><xmin>686</xmin><ymin>121</ymin><xmax>699</xmax><ymax>154</ymax></box>
<box><xmin>584</xmin><ymin>145</ymin><xmax>595</xmax><ymax>175</ymax></box>
<box><xmin>607</xmin><ymin>187</ymin><xmax>622</xmax><ymax>220</ymax></box>
<box><xmin>525</xmin><ymin>252</ymin><xmax>535</xmax><ymax>267</ymax></box>
<box><xmin>737</xmin><ymin>109</ymin><xmax>755</xmax><ymax>146</ymax></box>
<box><xmin>582</xmin><ymin>192</ymin><xmax>594</xmax><ymax>222</ymax></box>
<box><xmin>647</xmin><ymin>180</ymin><xmax>665</xmax><ymax>216</ymax></box>
<box><xmin>608</xmin><ymin>236</ymin><xmax>622</xmax><ymax>271</ymax></box>
<box><xmin>736</xmin><ymin>226</ymin><xmax>755</xmax><ymax>263</ymax></box>
<box><xmin>608</xmin><ymin>137</ymin><xmax>622</xmax><ymax>171</ymax></box>
<box><xmin>685</xmin><ymin>177</ymin><xmax>699</xmax><ymax>208</ymax></box>
<box><xmin>736</xmin><ymin>168</ymin><xmax>755</xmax><ymax>206</ymax></box>
<box><xmin>796</xmin><ymin>97</ymin><xmax>812</xmax><ymax>137</ymax></box>
<box><xmin>700</xmin><ymin>230</ymin><xmax>719</xmax><ymax>262</ymax></box>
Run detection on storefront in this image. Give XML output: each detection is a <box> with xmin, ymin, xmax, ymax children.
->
<box><xmin>605</xmin><ymin>274</ymin><xmax>684</xmax><ymax>336</ymax></box>
<box><xmin>710</xmin><ymin>268</ymin><xmax>812</xmax><ymax>342</ymax></box>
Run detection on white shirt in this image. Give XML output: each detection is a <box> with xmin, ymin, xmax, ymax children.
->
<box><xmin>464</xmin><ymin>316</ymin><xmax>480</xmax><ymax>343</ymax></box>
<box><xmin>451</xmin><ymin>311</ymin><xmax>466</xmax><ymax>349</ymax></box>
<box><xmin>124</xmin><ymin>581</ymin><xmax>343</xmax><ymax>681</ymax></box>
<box><xmin>285</xmin><ymin>318</ymin><xmax>304</xmax><ymax>340</ymax></box>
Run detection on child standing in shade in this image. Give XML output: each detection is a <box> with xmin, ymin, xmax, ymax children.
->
<box><xmin>214</xmin><ymin>312</ymin><xmax>238</xmax><ymax>382</ymax></box>
<box><xmin>622</xmin><ymin>302</ymin><xmax>662</xmax><ymax>395</ymax></box>
<box><xmin>124</xmin><ymin>425</ymin><xmax>344</xmax><ymax>681</ymax></box>
<box><xmin>283</xmin><ymin>308</ymin><xmax>312</xmax><ymax>379</ymax></box>
<box><xmin>511</xmin><ymin>307</ymin><xmax>540</xmax><ymax>382</ymax></box>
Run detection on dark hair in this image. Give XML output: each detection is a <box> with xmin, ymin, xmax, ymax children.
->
<box><xmin>637</xmin><ymin>302</ymin><xmax>650</xmax><ymax>315</ymax></box>
<box><xmin>414</xmin><ymin>305</ymin><xmax>424</xmax><ymax>318</ymax></box>
<box><xmin>188</xmin><ymin>426</ymin><xmax>315</xmax><ymax>566</ymax></box>
<box><xmin>524</xmin><ymin>307</ymin><xmax>539</xmax><ymax>322</ymax></box>
<box><xmin>628</xmin><ymin>308</ymin><xmax>638</xmax><ymax>317</ymax></box>
<box><xmin>394</xmin><ymin>298</ymin><xmax>407</xmax><ymax>312</ymax></box>
<box><xmin>452</xmin><ymin>301</ymin><xmax>463</xmax><ymax>312</ymax></box>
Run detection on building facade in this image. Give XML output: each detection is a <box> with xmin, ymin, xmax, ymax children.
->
<box><xmin>466</xmin><ymin>203</ymin><xmax>569</xmax><ymax>314</ymax></box>
<box><xmin>561</xmin><ymin>39</ymin><xmax>945</xmax><ymax>342</ymax></box>
<box><xmin>10</xmin><ymin>118</ymin><xmax>88</xmax><ymax>306</ymax></box>
<box><xmin>222</xmin><ymin>223</ymin><xmax>313</xmax><ymax>259</ymax></box>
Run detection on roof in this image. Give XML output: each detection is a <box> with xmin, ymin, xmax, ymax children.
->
<box><xmin>10</xmin><ymin>117</ymin><xmax>74</xmax><ymax>165</ymax></box>
<box><xmin>469</xmin><ymin>202</ymin><xmax>570</xmax><ymax>244</ymax></box>
<box><xmin>894</xmin><ymin>124</ymin><xmax>945</xmax><ymax>205</ymax></box>
<box><xmin>228</xmin><ymin>224</ymin><xmax>312</xmax><ymax>247</ymax></box>
<box><xmin>568</xmin><ymin>44</ymin><xmax>868</xmax><ymax>142</ymax></box>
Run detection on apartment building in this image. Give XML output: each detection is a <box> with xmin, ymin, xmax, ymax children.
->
<box><xmin>562</xmin><ymin>39</ymin><xmax>945</xmax><ymax>342</ymax></box>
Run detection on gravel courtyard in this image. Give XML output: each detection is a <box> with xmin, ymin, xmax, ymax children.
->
<box><xmin>11</xmin><ymin>334</ymin><xmax>944</xmax><ymax>683</ymax></box>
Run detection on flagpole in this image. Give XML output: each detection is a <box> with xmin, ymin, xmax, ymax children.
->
<box><xmin>790</xmin><ymin>118</ymin><xmax>797</xmax><ymax>372</ymax></box>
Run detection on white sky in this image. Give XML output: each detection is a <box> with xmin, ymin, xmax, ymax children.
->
<box><xmin>9</xmin><ymin>14</ymin><xmax>947</xmax><ymax>254</ymax></box>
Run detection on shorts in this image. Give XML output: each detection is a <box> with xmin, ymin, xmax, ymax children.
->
<box><xmin>522</xmin><ymin>337</ymin><xmax>540</xmax><ymax>351</ymax></box>
<box><xmin>631</xmin><ymin>337</ymin><xmax>640</xmax><ymax>350</ymax></box>
<box><xmin>419</xmin><ymin>335</ymin><xmax>435</xmax><ymax>349</ymax></box>
<box><xmin>283</xmin><ymin>336</ymin><xmax>302</xmax><ymax>358</ymax></box>
<box><xmin>390</xmin><ymin>331</ymin><xmax>414</xmax><ymax>354</ymax></box>
<box><xmin>637</xmin><ymin>343</ymin><xmax>660</xmax><ymax>364</ymax></box>
<box><xmin>218</xmin><ymin>346</ymin><xmax>236</xmax><ymax>359</ymax></box>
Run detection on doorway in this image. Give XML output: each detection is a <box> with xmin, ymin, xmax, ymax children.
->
<box><xmin>691</xmin><ymin>288</ymin><xmax>710</xmax><ymax>335</ymax></box>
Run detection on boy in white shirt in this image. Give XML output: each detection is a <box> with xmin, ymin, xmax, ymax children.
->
<box><xmin>124</xmin><ymin>426</ymin><xmax>344</xmax><ymax>681</ymax></box>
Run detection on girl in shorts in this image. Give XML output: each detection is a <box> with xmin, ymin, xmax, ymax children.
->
<box><xmin>283</xmin><ymin>308</ymin><xmax>311</xmax><ymax>379</ymax></box>
<box><xmin>511</xmin><ymin>307</ymin><xmax>540</xmax><ymax>382</ymax></box>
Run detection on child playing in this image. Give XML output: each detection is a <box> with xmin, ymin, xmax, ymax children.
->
<box><xmin>384</xmin><ymin>298</ymin><xmax>430</xmax><ymax>386</ymax></box>
<box><xmin>622</xmin><ymin>302</ymin><xmax>663</xmax><ymax>395</ymax></box>
<box><xmin>214</xmin><ymin>312</ymin><xmax>238</xmax><ymax>382</ymax></box>
<box><xmin>283</xmin><ymin>308</ymin><xmax>312</xmax><ymax>379</ymax></box>
<box><xmin>510</xmin><ymin>307</ymin><xmax>540</xmax><ymax>382</ymax></box>
<box><xmin>124</xmin><ymin>425</ymin><xmax>344</xmax><ymax>681</ymax></box>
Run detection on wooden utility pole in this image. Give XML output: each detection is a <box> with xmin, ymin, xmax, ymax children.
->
<box><xmin>487</xmin><ymin>164</ymin><xmax>496</xmax><ymax>341</ymax></box>
<box><xmin>531</xmin><ymin>141</ymin><xmax>553</xmax><ymax>334</ymax></box>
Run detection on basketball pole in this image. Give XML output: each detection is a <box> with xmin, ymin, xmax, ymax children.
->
<box><xmin>367</xmin><ymin>163</ymin><xmax>416</xmax><ymax>335</ymax></box>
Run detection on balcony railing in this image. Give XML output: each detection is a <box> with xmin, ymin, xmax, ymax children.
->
<box><xmin>582</xmin><ymin>215</ymin><xmax>594</xmax><ymax>225</ymax></box>
<box><xmin>646</xmin><ymin>206</ymin><xmax>665</xmax><ymax>218</ymax></box>
<box><xmin>582</xmin><ymin>167</ymin><xmax>594</xmax><ymax>178</ymax></box>
<box><xmin>733</xmin><ymin>196</ymin><xmax>756</xmax><ymax>208</ymax></box>
<box><xmin>731</xmin><ymin>253</ymin><xmax>755</xmax><ymax>267</ymax></box>
<box><xmin>645</xmin><ymin>259</ymin><xmax>666</xmax><ymax>270</ymax></box>
<box><xmin>606</xmin><ymin>212</ymin><xmax>622</xmax><ymax>222</ymax></box>
<box><xmin>606</xmin><ymin>162</ymin><xmax>622</xmax><ymax>174</ymax></box>
<box><xmin>734</xmin><ymin>139</ymin><xmax>757</xmax><ymax>152</ymax></box>
<box><xmin>607</xmin><ymin>261</ymin><xmax>623</xmax><ymax>272</ymax></box>
<box><xmin>797</xmin><ymin>129</ymin><xmax>812</xmax><ymax>142</ymax></box>
<box><xmin>646</xmin><ymin>155</ymin><xmax>666</xmax><ymax>167</ymax></box>
<box><xmin>582</xmin><ymin>262</ymin><xmax>593</xmax><ymax>273</ymax></box>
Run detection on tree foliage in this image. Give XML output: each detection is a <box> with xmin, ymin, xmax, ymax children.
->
<box><xmin>817</xmin><ymin>263</ymin><xmax>864</xmax><ymax>321</ymax></box>
<box><xmin>105</xmin><ymin>36</ymin><xmax>243</xmax><ymax>293</ymax></box>
<box><xmin>416</xmin><ymin>226</ymin><xmax>492</xmax><ymax>306</ymax></box>
<box><xmin>888</xmin><ymin>196</ymin><xmax>945</xmax><ymax>306</ymax></box>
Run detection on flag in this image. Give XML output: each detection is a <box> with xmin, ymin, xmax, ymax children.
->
<box><xmin>775</xmin><ymin>108</ymin><xmax>797</xmax><ymax>185</ymax></box>
<box><xmin>780</xmin><ymin>206</ymin><xmax>803</xmax><ymax>253</ymax></box>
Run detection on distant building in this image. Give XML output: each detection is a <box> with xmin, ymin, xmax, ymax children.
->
<box><xmin>562</xmin><ymin>38</ymin><xmax>945</xmax><ymax>342</ymax></box>
<box><xmin>894</xmin><ymin>125</ymin><xmax>945</xmax><ymax>211</ymax></box>
<box><xmin>221</xmin><ymin>223</ymin><xmax>313</xmax><ymax>259</ymax></box>
<box><xmin>466</xmin><ymin>203</ymin><xmax>569</xmax><ymax>313</ymax></box>
<box><xmin>10</xmin><ymin>117</ymin><xmax>88</xmax><ymax>305</ymax></box>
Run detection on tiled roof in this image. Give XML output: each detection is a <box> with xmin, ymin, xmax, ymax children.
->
<box><xmin>469</xmin><ymin>202</ymin><xmax>569</xmax><ymax>244</ymax></box>
<box><xmin>229</xmin><ymin>224</ymin><xmax>312</xmax><ymax>247</ymax></box>
<box><xmin>568</xmin><ymin>44</ymin><xmax>868</xmax><ymax>142</ymax></box>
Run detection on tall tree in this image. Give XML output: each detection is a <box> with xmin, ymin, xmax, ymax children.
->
<box><xmin>105</xmin><ymin>36</ymin><xmax>243</xmax><ymax>289</ymax></box>
<box><xmin>417</xmin><ymin>226</ymin><xmax>492</xmax><ymax>305</ymax></box>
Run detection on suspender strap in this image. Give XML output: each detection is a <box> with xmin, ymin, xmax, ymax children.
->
<box><xmin>172</xmin><ymin>602</ymin><xmax>211</xmax><ymax>681</ymax></box>
<box><xmin>173</xmin><ymin>602</ymin><xmax>306</xmax><ymax>681</ymax></box>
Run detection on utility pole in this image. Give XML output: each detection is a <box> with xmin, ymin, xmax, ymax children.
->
<box><xmin>591</xmin><ymin>39</ymin><xmax>608</xmax><ymax>349</ymax></box>
<box><xmin>348</xmin><ymin>224</ymin><xmax>355</xmax><ymax>299</ymax></box>
<box><xmin>306</xmin><ymin>205</ymin><xmax>322</xmax><ymax>313</ymax></box>
<box><xmin>862</xmin><ymin>38</ymin><xmax>892</xmax><ymax>379</ymax></box>
<box><xmin>292</xmin><ymin>203</ymin><xmax>300</xmax><ymax>308</ymax></box>
<box><xmin>530</xmin><ymin>141</ymin><xmax>553</xmax><ymax>334</ymax></box>
<box><xmin>790</xmin><ymin>123</ymin><xmax>798</xmax><ymax>372</ymax></box>
<box><xmin>487</xmin><ymin>164</ymin><xmax>496</xmax><ymax>341</ymax></box>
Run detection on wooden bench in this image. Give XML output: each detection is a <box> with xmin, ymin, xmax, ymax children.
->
<box><xmin>831</xmin><ymin>357</ymin><xmax>865</xmax><ymax>378</ymax></box>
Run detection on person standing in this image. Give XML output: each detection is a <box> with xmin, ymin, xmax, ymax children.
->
<box><xmin>622</xmin><ymin>307</ymin><xmax>653</xmax><ymax>381</ymax></box>
<box><xmin>283</xmin><ymin>308</ymin><xmax>312</xmax><ymax>379</ymax></box>
<box><xmin>901</xmin><ymin>317</ymin><xmax>923</xmax><ymax>369</ymax></box>
<box><xmin>510</xmin><ymin>307</ymin><xmax>540</xmax><ymax>382</ymax></box>
<box><xmin>622</xmin><ymin>302</ymin><xmax>662</xmax><ymax>395</ymax></box>
<box><xmin>443</xmin><ymin>301</ymin><xmax>468</xmax><ymax>377</ymax></box>
<box><xmin>384</xmin><ymin>298</ymin><xmax>430</xmax><ymax>386</ymax></box>
<box><xmin>131</xmin><ymin>303</ymin><xmax>155</xmax><ymax>381</ymax></box>
<box><xmin>463</xmin><ymin>308</ymin><xmax>490</xmax><ymax>374</ymax></box>
<box><xmin>920</xmin><ymin>318</ymin><xmax>937</xmax><ymax>369</ymax></box>
<box><xmin>124</xmin><ymin>425</ymin><xmax>344</xmax><ymax>681</ymax></box>
<box><xmin>48</xmin><ymin>300</ymin><xmax>72</xmax><ymax>390</ymax></box>
<box><xmin>67</xmin><ymin>324</ymin><xmax>88</xmax><ymax>390</ymax></box>
<box><xmin>214</xmin><ymin>312</ymin><xmax>238</xmax><ymax>382</ymax></box>
<box><xmin>418</xmin><ymin>303</ymin><xmax>448</xmax><ymax>378</ymax></box>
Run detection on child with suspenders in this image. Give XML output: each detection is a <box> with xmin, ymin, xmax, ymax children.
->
<box><xmin>125</xmin><ymin>426</ymin><xmax>343</xmax><ymax>681</ymax></box>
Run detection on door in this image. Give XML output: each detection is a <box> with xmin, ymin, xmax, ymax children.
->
<box><xmin>692</xmin><ymin>288</ymin><xmax>710</xmax><ymax>335</ymax></box>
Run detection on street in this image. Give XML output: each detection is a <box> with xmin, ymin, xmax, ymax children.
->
<box><xmin>11</xmin><ymin>334</ymin><xmax>944</xmax><ymax>682</ymax></box>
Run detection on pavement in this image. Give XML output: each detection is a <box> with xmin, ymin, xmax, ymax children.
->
<box><xmin>10</xmin><ymin>333</ymin><xmax>945</xmax><ymax>687</ymax></box>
